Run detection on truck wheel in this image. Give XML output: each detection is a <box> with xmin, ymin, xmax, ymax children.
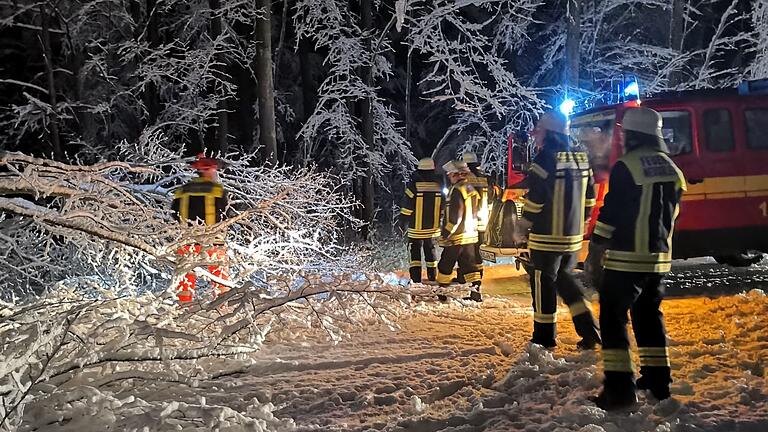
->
<box><xmin>713</xmin><ymin>252</ymin><xmax>764</xmax><ymax>267</ymax></box>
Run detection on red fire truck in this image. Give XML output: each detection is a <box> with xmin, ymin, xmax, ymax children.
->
<box><xmin>482</xmin><ymin>79</ymin><xmax>768</xmax><ymax>267</ymax></box>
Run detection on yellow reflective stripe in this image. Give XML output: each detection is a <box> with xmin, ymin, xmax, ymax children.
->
<box><xmin>534</xmin><ymin>312</ymin><xmax>557</xmax><ymax>323</ymax></box>
<box><xmin>445</xmin><ymin>222</ymin><xmax>456</xmax><ymax>233</ymax></box>
<box><xmin>553</xmin><ymin>177</ymin><xmax>564</xmax><ymax>236</ymax></box>
<box><xmin>437</xmin><ymin>271</ymin><xmax>453</xmax><ymax>284</ymax></box>
<box><xmin>528</xmin><ymin>241</ymin><xmax>583</xmax><ymax>252</ymax></box>
<box><xmin>579</xmin><ymin>174</ymin><xmax>588</xmax><ymax>232</ymax></box>
<box><xmin>415</xmin><ymin>196</ymin><xmax>424</xmax><ymax>230</ymax></box>
<box><xmin>585</xmin><ymin>198</ymin><xmax>597</xmax><ymax>207</ymax></box>
<box><xmin>410</xmin><ymin>260</ymin><xmax>422</xmax><ymax>267</ymax></box>
<box><xmin>204</xmin><ymin>195</ymin><xmax>216</xmax><ymax>225</ymax></box>
<box><xmin>180</xmin><ymin>195</ymin><xmax>189</xmax><ymax>221</ymax></box>
<box><xmin>523</xmin><ymin>198</ymin><xmax>544</xmax><ymax>211</ymax></box>
<box><xmin>425</xmin><ymin>261</ymin><xmax>437</xmax><ymax>268</ymax></box>
<box><xmin>636</xmin><ymin>184</ymin><xmax>652</xmax><ymax>253</ymax></box>
<box><xmin>602</xmin><ymin>349</ymin><xmax>634</xmax><ymax>372</ymax></box>
<box><xmin>440</xmin><ymin>234</ymin><xmax>479</xmax><ymax>246</ymax></box>
<box><xmin>640</xmin><ymin>358</ymin><xmax>670</xmax><ymax>367</ymax></box>
<box><xmin>434</xmin><ymin>196</ymin><xmax>442</xmax><ymax>231</ymax></box>
<box><xmin>463</xmin><ymin>192</ymin><xmax>477</xmax><ymax>235</ymax></box>
<box><xmin>179</xmin><ymin>192</ymin><xmax>218</xmax><ymax>197</ymax></box>
<box><xmin>667</xmin><ymin>203</ymin><xmax>680</xmax><ymax>256</ymax></box>
<box><xmin>638</xmin><ymin>347</ymin><xmax>669</xmax><ymax>356</ymax></box>
<box><xmin>530</xmin><ymin>163</ymin><xmax>548</xmax><ymax>179</ymax></box>
<box><xmin>406</xmin><ymin>188</ymin><xmax>415</xmax><ymax>198</ymax></box>
<box><xmin>415</xmin><ymin>182</ymin><xmax>442</xmax><ymax>192</ymax></box>
<box><xmin>639</xmin><ymin>353</ymin><xmax>671</xmax><ymax>367</ymax></box>
<box><xmin>604</xmin><ymin>260</ymin><xmax>672</xmax><ymax>273</ymax></box>
<box><xmin>407</xmin><ymin>228</ymin><xmax>440</xmax><ymax>239</ymax></box>
<box><xmin>529</xmin><ymin>233</ymin><xmax>583</xmax><ymax>242</ymax></box>
<box><xmin>534</xmin><ymin>270</ymin><xmax>542</xmax><ymax>312</ymax></box>
<box><xmin>568</xmin><ymin>299</ymin><xmax>592</xmax><ymax>317</ymax></box>
<box><xmin>464</xmin><ymin>272</ymin><xmax>482</xmax><ymax>283</ymax></box>
<box><xmin>400</xmin><ymin>208</ymin><xmax>414</xmax><ymax>215</ymax></box>
<box><xmin>593</xmin><ymin>221</ymin><xmax>615</xmax><ymax>238</ymax></box>
<box><xmin>605</xmin><ymin>250</ymin><xmax>671</xmax><ymax>262</ymax></box>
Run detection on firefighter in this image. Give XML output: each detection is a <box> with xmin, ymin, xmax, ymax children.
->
<box><xmin>521</xmin><ymin>111</ymin><xmax>601</xmax><ymax>349</ymax></box>
<box><xmin>437</xmin><ymin>160</ymin><xmax>483</xmax><ymax>301</ymax></box>
<box><xmin>400</xmin><ymin>158</ymin><xmax>443</xmax><ymax>283</ymax></box>
<box><xmin>462</xmin><ymin>152</ymin><xmax>491</xmax><ymax>281</ymax></box>
<box><xmin>171</xmin><ymin>153</ymin><xmax>229</xmax><ymax>303</ymax></box>
<box><xmin>587</xmin><ymin>107</ymin><xmax>686</xmax><ymax>410</ymax></box>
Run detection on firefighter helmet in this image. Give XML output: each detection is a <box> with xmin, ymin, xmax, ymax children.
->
<box><xmin>418</xmin><ymin>157</ymin><xmax>435</xmax><ymax>170</ymax></box>
<box><xmin>190</xmin><ymin>153</ymin><xmax>220</xmax><ymax>171</ymax></box>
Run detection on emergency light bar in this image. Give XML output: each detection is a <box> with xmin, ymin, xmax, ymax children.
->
<box><xmin>559</xmin><ymin>74</ymin><xmax>642</xmax><ymax>116</ymax></box>
<box><xmin>738</xmin><ymin>79</ymin><xmax>768</xmax><ymax>96</ymax></box>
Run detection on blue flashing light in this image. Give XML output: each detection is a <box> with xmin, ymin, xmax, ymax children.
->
<box><xmin>559</xmin><ymin>98</ymin><xmax>576</xmax><ymax>116</ymax></box>
<box><xmin>624</xmin><ymin>81</ymin><xmax>639</xmax><ymax>98</ymax></box>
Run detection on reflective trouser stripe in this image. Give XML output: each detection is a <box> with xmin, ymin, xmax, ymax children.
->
<box><xmin>534</xmin><ymin>312</ymin><xmax>557</xmax><ymax>323</ymax></box>
<box><xmin>638</xmin><ymin>346</ymin><xmax>670</xmax><ymax>367</ymax></box>
<box><xmin>534</xmin><ymin>270</ymin><xmax>542</xmax><ymax>312</ymax></box>
<box><xmin>602</xmin><ymin>348</ymin><xmax>634</xmax><ymax>372</ymax></box>
<box><xmin>425</xmin><ymin>261</ymin><xmax>437</xmax><ymax>268</ymax></box>
<box><xmin>568</xmin><ymin>299</ymin><xmax>592</xmax><ymax>317</ymax></box>
<box><xmin>464</xmin><ymin>271</ymin><xmax>482</xmax><ymax>283</ymax></box>
<box><xmin>437</xmin><ymin>271</ymin><xmax>453</xmax><ymax>285</ymax></box>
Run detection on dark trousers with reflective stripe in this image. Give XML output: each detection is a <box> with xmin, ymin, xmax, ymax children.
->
<box><xmin>438</xmin><ymin>244</ymin><xmax>481</xmax><ymax>287</ymax></box>
<box><xmin>600</xmin><ymin>269</ymin><xmax>670</xmax><ymax>393</ymax></box>
<box><xmin>457</xmin><ymin>232</ymin><xmax>486</xmax><ymax>284</ymax></box>
<box><xmin>530</xmin><ymin>250</ymin><xmax>600</xmax><ymax>346</ymax></box>
<box><xmin>474</xmin><ymin>231</ymin><xmax>486</xmax><ymax>277</ymax></box>
<box><xmin>409</xmin><ymin>237</ymin><xmax>437</xmax><ymax>282</ymax></box>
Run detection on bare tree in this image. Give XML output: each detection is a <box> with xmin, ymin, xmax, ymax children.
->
<box><xmin>255</xmin><ymin>0</ymin><xmax>278</xmax><ymax>163</ymax></box>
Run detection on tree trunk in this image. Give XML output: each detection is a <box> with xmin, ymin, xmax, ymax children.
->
<box><xmin>359</xmin><ymin>0</ymin><xmax>375</xmax><ymax>239</ymax></box>
<box><xmin>255</xmin><ymin>0</ymin><xmax>277</xmax><ymax>164</ymax></box>
<box><xmin>298</xmin><ymin>38</ymin><xmax>316</xmax><ymax>123</ymax></box>
<box><xmin>209</xmin><ymin>0</ymin><xmax>229</xmax><ymax>154</ymax></box>
<box><xmin>145</xmin><ymin>0</ymin><xmax>161</xmax><ymax>125</ymax></box>
<box><xmin>405</xmin><ymin>38</ymin><xmax>413</xmax><ymax>150</ymax></box>
<box><xmin>668</xmin><ymin>0</ymin><xmax>685</xmax><ymax>87</ymax></box>
<box><xmin>39</xmin><ymin>3</ymin><xmax>63</xmax><ymax>161</ymax></box>
<box><xmin>565</xmin><ymin>0</ymin><xmax>581</xmax><ymax>90</ymax></box>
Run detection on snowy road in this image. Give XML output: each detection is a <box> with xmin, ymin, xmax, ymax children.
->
<box><xmin>21</xmin><ymin>261</ymin><xmax>768</xmax><ymax>431</ymax></box>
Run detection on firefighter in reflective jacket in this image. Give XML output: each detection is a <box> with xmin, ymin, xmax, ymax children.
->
<box><xmin>521</xmin><ymin>111</ymin><xmax>601</xmax><ymax>349</ymax></box>
<box><xmin>400</xmin><ymin>158</ymin><xmax>443</xmax><ymax>283</ymax></box>
<box><xmin>588</xmin><ymin>107</ymin><xmax>686</xmax><ymax>410</ymax></box>
<box><xmin>171</xmin><ymin>153</ymin><xmax>229</xmax><ymax>303</ymax></box>
<box><xmin>437</xmin><ymin>160</ymin><xmax>483</xmax><ymax>301</ymax></box>
<box><xmin>462</xmin><ymin>152</ymin><xmax>491</xmax><ymax>279</ymax></box>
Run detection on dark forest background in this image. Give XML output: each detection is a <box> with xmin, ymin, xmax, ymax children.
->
<box><xmin>1</xmin><ymin>0</ymin><xmax>765</xmax><ymax>234</ymax></box>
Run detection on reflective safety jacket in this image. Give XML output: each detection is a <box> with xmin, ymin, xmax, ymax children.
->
<box><xmin>592</xmin><ymin>148</ymin><xmax>686</xmax><ymax>273</ymax></box>
<box><xmin>172</xmin><ymin>177</ymin><xmax>228</xmax><ymax>226</ymax></box>
<box><xmin>467</xmin><ymin>173</ymin><xmax>490</xmax><ymax>233</ymax></box>
<box><xmin>400</xmin><ymin>172</ymin><xmax>443</xmax><ymax>239</ymax></box>
<box><xmin>440</xmin><ymin>180</ymin><xmax>480</xmax><ymax>246</ymax></box>
<box><xmin>522</xmin><ymin>151</ymin><xmax>596</xmax><ymax>252</ymax></box>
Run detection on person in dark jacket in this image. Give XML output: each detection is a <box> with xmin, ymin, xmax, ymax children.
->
<box><xmin>401</xmin><ymin>158</ymin><xmax>443</xmax><ymax>283</ymax></box>
<box><xmin>171</xmin><ymin>153</ymin><xmax>229</xmax><ymax>303</ymax></box>
<box><xmin>521</xmin><ymin>111</ymin><xmax>601</xmax><ymax>349</ymax></box>
<box><xmin>588</xmin><ymin>107</ymin><xmax>686</xmax><ymax>410</ymax></box>
<box><xmin>437</xmin><ymin>160</ymin><xmax>483</xmax><ymax>301</ymax></box>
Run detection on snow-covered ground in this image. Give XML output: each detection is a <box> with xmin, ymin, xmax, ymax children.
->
<box><xmin>16</xmin><ymin>279</ymin><xmax>768</xmax><ymax>431</ymax></box>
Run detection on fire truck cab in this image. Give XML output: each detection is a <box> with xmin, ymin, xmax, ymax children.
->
<box><xmin>573</xmin><ymin>80</ymin><xmax>768</xmax><ymax>265</ymax></box>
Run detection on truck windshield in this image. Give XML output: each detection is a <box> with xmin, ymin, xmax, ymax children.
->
<box><xmin>570</xmin><ymin>110</ymin><xmax>616</xmax><ymax>180</ymax></box>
